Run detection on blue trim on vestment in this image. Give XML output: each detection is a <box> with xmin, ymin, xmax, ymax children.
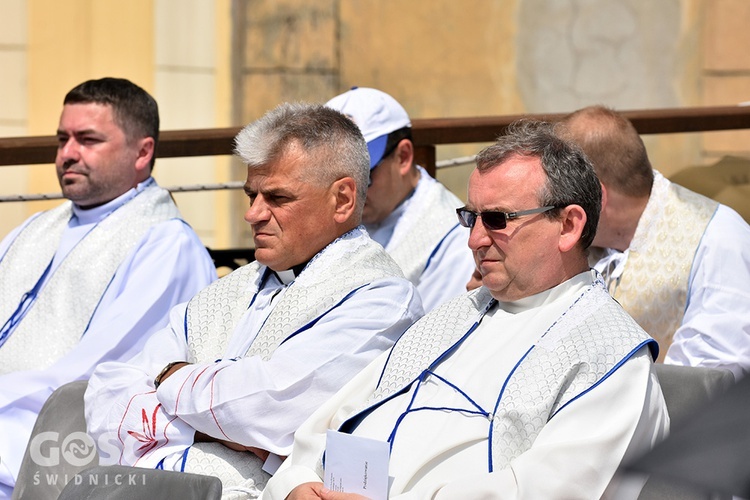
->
<box><xmin>183</xmin><ymin>266</ymin><xmax>273</xmax><ymax>342</ymax></box>
<box><xmin>422</xmin><ymin>222</ymin><xmax>462</xmax><ymax>273</ymax></box>
<box><xmin>487</xmin><ymin>345</ymin><xmax>534</xmax><ymax>472</ymax></box>
<box><xmin>0</xmin><ymin>259</ymin><xmax>54</xmax><ymax>348</ymax></box>
<box><xmin>183</xmin><ymin>305</ymin><xmax>189</xmax><ymax>343</ymax></box>
<box><xmin>486</xmin><ymin>337</ymin><xmax>656</xmax><ymax>472</ymax></box>
<box><xmin>153</xmin><ymin>447</ymin><xmax>190</xmax><ymax>472</ymax></box>
<box><xmin>2</xmin><ymin>183</ymin><xmax>173</xmax><ymax>344</ymax></box>
<box><xmin>386</xmin><ymin>368</ymin><xmax>491</xmax><ymax>454</ymax></box>
<box><xmin>278</xmin><ymin>284</ymin><xmax>369</xmax><ymax>347</ymax></box>
<box><xmin>339</xmin><ymin>298</ymin><xmax>495</xmax><ymax>437</ymax></box>
<box><xmin>549</xmin><ymin>339</ymin><xmax>658</xmax><ymax>420</ymax></box>
<box><xmin>180</xmin><ymin>447</ymin><xmax>190</xmax><ymax>472</ymax></box>
<box><xmin>81</xmin><ymin>273</ymin><xmax>118</xmax><ymax>339</ymax></box>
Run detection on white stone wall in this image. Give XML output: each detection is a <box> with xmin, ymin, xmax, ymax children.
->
<box><xmin>517</xmin><ymin>0</ymin><xmax>682</xmax><ymax>113</ymax></box>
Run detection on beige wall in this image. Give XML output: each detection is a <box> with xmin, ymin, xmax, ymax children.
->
<box><xmin>0</xmin><ymin>0</ymin><xmax>29</xmax><ymax>233</ymax></box>
<box><xmin>233</xmin><ymin>0</ymin><xmax>750</xmax><ymax>202</ymax></box>
<box><xmin>3</xmin><ymin>0</ymin><xmax>750</xmax><ymax>244</ymax></box>
<box><xmin>153</xmin><ymin>0</ymin><xmax>233</xmax><ymax>247</ymax></box>
<box><xmin>702</xmin><ymin>0</ymin><xmax>750</xmax><ymax>157</ymax></box>
<box><xmin>26</xmin><ymin>0</ymin><xmax>155</xmax><ymax>203</ymax></box>
<box><xmin>0</xmin><ymin>0</ymin><xmax>233</xmax><ymax>245</ymax></box>
<box><xmin>0</xmin><ymin>0</ymin><xmax>157</xmax><ymax>236</ymax></box>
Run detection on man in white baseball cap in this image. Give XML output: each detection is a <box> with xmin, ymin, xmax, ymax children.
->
<box><xmin>326</xmin><ymin>87</ymin><xmax>475</xmax><ymax>312</ymax></box>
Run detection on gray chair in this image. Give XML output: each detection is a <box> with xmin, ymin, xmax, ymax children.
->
<box><xmin>654</xmin><ymin>364</ymin><xmax>735</xmax><ymax>426</ymax></box>
<box><xmin>636</xmin><ymin>363</ymin><xmax>736</xmax><ymax>500</ymax></box>
<box><xmin>13</xmin><ymin>380</ymin><xmax>223</xmax><ymax>500</ymax></box>
<box><xmin>57</xmin><ymin>465</ymin><xmax>222</xmax><ymax>500</ymax></box>
<box><xmin>12</xmin><ymin>380</ymin><xmax>97</xmax><ymax>500</ymax></box>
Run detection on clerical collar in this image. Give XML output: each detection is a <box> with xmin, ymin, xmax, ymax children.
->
<box><xmin>275</xmin><ymin>269</ymin><xmax>295</xmax><ymax>285</ymax></box>
<box><xmin>71</xmin><ymin>177</ymin><xmax>155</xmax><ymax>225</ymax></box>
<box><xmin>495</xmin><ymin>271</ymin><xmax>592</xmax><ymax>314</ymax></box>
<box><xmin>272</xmin><ymin>260</ymin><xmax>308</xmax><ymax>285</ymax></box>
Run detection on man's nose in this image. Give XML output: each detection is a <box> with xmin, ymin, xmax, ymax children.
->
<box><xmin>468</xmin><ymin>222</ymin><xmax>491</xmax><ymax>251</ymax></box>
<box><xmin>244</xmin><ymin>196</ymin><xmax>269</xmax><ymax>224</ymax></box>
<box><xmin>57</xmin><ymin>138</ymin><xmax>81</xmax><ymax>164</ymax></box>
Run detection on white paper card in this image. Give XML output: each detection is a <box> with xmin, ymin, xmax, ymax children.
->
<box><xmin>324</xmin><ymin>430</ymin><xmax>389</xmax><ymax>500</ymax></box>
<box><xmin>262</xmin><ymin>453</ymin><xmax>284</xmax><ymax>475</ymax></box>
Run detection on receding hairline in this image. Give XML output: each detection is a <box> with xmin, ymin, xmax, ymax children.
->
<box><xmin>559</xmin><ymin>106</ymin><xmax>625</xmax><ymax>140</ymax></box>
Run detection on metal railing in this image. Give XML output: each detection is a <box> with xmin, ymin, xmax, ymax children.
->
<box><xmin>3</xmin><ymin>105</ymin><xmax>750</xmax><ymax>171</ymax></box>
<box><xmin>2</xmin><ymin>104</ymin><xmax>749</xmax><ymax>267</ymax></box>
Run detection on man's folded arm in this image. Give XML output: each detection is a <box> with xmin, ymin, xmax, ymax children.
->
<box><xmin>84</xmin><ymin>301</ymin><xmax>193</xmax><ymax>464</ymax></box>
<box><xmin>156</xmin><ymin>278</ymin><xmax>422</xmax><ymax>455</ymax></box>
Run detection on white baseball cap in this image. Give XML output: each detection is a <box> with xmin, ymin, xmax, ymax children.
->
<box><xmin>326</xmin><ymin>87</ymin><xmax>412</xmax><ymax>169</ymax></box>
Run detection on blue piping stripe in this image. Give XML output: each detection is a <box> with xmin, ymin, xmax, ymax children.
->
<box><xmin>341</xmin><ymin>301</ymin><xmax>495</xmax><ymax>439</ymax></box>
<box><xmin>278</xmin><ymin>283</ymin><xmax>369</xmax><ymax>347</ymax></box>
<box><xmin>425</xmin><ymin>370</ymin><xmax>487</xmax><ymax>414</ymax></box>
<box><xmin>423</xmin><ymin>223</ymin><xmax>462</xmax><ymax>273</ymax></box>
<box><xmin>487</xmin><ymin>344</ymin><xmax>534</xmax><ymax>473</ymax></box>
<box><xmin>549</xmin><ymin>339</ymin><xmax>657</xmax><ymax>420</ymax></box>
<box><xmin>183</xmin><ymin>303</ymin><xmax>190</xmax><ymax>342</ymax></box>
<box><xmin>180</xmin><ymin>447</ymin><xmax>190</xmax><ymax>472</ymax></box>
<box><xmin>81</xmin><ymin>273</ymin><xmax>117</xmax><ymax>338</ymax></box>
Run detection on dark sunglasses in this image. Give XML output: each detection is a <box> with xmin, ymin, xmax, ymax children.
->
<box><xmin>456</xmin><ymin>205</ymin><xmax>557</xmax><ymax>230</ymax></box>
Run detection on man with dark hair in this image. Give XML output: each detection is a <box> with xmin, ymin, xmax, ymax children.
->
<box><xmin>326</xmin><ymin>87</ymin><xmax>476</xmax><ymax>312</ymax></box>
<box><xmin>263</xmin><ymin>120</ymin><xmax>668</xmax><ymax>500</ymax></box>
<box><xmin>0</xmin><ymin>77</ymin><xmax>216</xmax><ymax>496</ymax></box>
<box><xmin>559</xmin><ymin>105</ymin><xmax>750</xmax><ymax>379</ymax></box>
<box><xmin>63</xmin><ymin>77</ymin><xmax>160</xmax><ymax>168</ymax></box>
<box><xmin>84</xmin><ymin>102</ymin><xmax>422</xmax><ymax>495</ymax></box>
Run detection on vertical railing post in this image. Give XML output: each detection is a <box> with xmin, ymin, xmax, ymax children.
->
<box><xmin>414</xmin><ymin>144</ymin><xmax>437</xmax><ymax>177</ymax></box>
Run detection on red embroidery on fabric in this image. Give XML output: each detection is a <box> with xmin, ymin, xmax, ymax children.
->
<box><xmin>127</xmin><ymin>404</ymin><xmax>163</xmax><ymax>456</ymax></box>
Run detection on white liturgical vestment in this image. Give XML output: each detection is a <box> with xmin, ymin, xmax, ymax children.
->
<box><xmin>263</xmin><ymin>271</ymin><xmax>669</xmax><ymax>500</ymax></box>
<box><xmin>592</xmin><ymin>171</ymin><xmax>750</xmax><ymax>379</ymax></box>
<box><xmin>0</xmin><ymin>178</ymin><xmax>217</xmax><ymax>497</ymax></box>
<box><xmin>366</xmin><ymin>167</ymin><xmax>475</xmax><ymax>312</ymax></box>
<box><xmin>84</xmin><ymin>227</ymin><xmax>423</xmax><ymax>498</ymax></box>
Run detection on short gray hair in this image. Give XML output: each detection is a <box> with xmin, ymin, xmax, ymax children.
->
<box><xmin>475</xmin><ymin>120</ymin><xmax>601</xmax><ymax>249</ymax></box>
<box><xmin>234</xmin><ymin>102</ymin><xmax>370</xmax><ymax>213</ymax></box>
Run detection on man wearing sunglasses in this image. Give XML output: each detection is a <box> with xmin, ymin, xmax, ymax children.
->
<box><xmin>263</xmin><ymin>120</ymin><xmax>668</xmax><ymax>500</ymax></box>
<box><xmin>559</xmin><ymin>106</ymin><xmax>750</xmax><ymax>380</ymax></box>
<box><xmin>326</xmin><ymin>87</ymin><xmax>476</xmax><ymax>312</ymax></box>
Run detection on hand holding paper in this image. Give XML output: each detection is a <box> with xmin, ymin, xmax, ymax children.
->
<box><xmin>323</xmin><ymin>430</ymin><xmax>390</xmax><ymax>500</ymax></box>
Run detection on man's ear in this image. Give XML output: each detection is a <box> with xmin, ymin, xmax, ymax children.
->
<box><xmin>331</xmin><ymin>177</ymin><xmax>357</xmax><ymax>223</ymax></box>
<box><xmin>395</xmin><ymin>139</ymin><xmax>414</xmax><ymax>176</ymax></box>
<box><xmin>134</xmin><ymin>137</ymin><xmax>155</xmax><ymax>175</ymax></box>
<box><xmin>599</xmin><ymin>182</ymin><xmax>608</xmax><ymax>210</ymax></box>
<box><xmin>558</xmin><ymin>204</ymin><xmax>587</xmax><ymax>253</ymax></box>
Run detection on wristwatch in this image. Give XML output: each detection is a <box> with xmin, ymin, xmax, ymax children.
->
<box><xmin>154</xmin><ymin>361</ymin><xmax>187</xmax><ymax>389</ymax></box>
